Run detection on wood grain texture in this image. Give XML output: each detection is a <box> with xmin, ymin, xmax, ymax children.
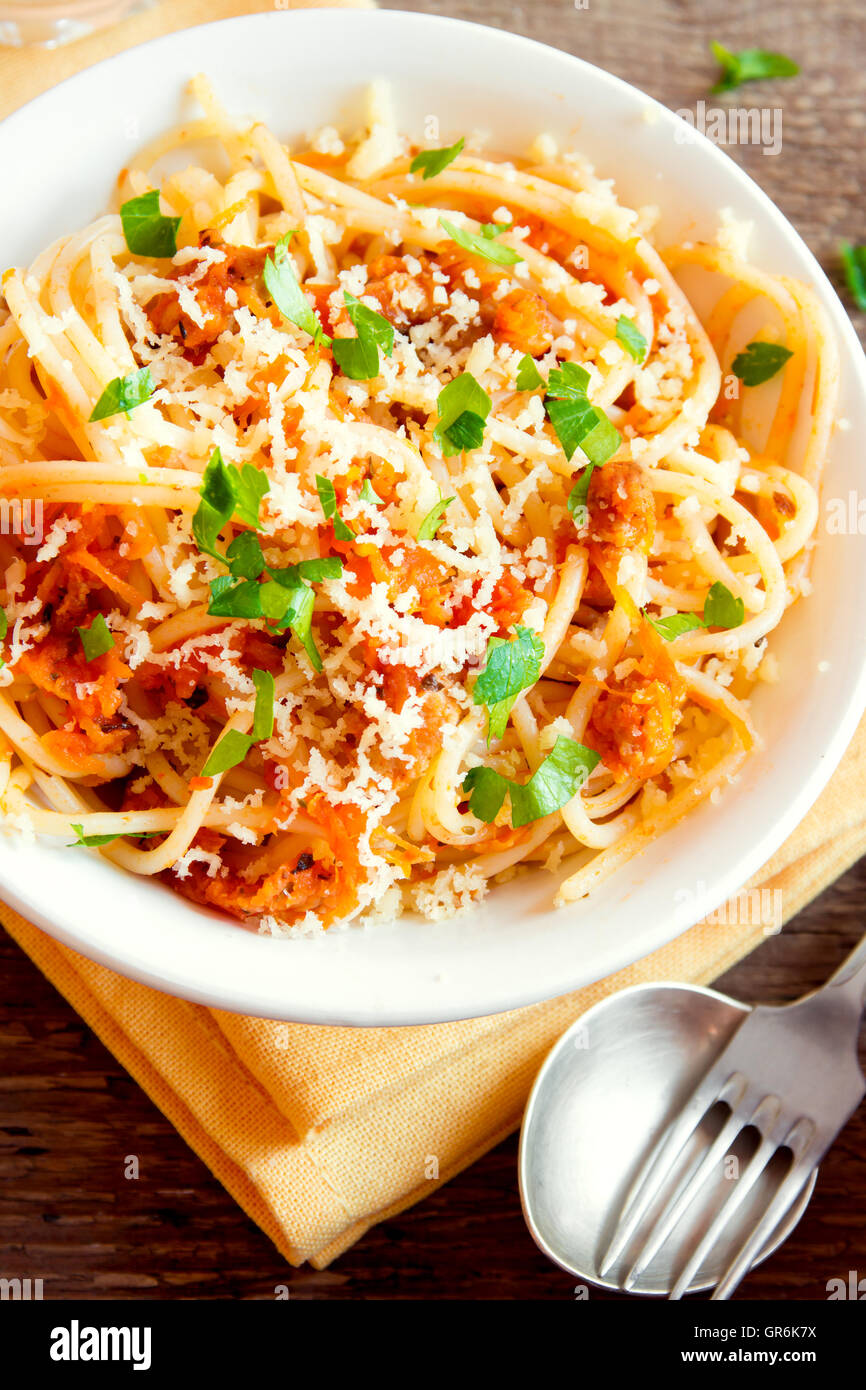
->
<box><xmin>1</xmin><ymin>0</ymin><xmax>864</xmax><ymax>1301</ymax></box>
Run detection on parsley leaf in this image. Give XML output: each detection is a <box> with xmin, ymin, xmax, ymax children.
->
<box><xmin>567</xmin><ymin>465</ymin><xmax>596</xmax><ymax>528</ymax></box>
<box><xmin>191</xmin><ymin>450</ymin><xmax>269</xmax><ymax>560</ymax></box>
<box><xmin>433</xmin><ymin>372</ymin><xmax>492</xmax><ymax>457</ymax></box>
<box><xmin>461</xmin><ymin>765</ymin><xmax>510</xmax><ymax>824</ymax></box>
<box><xmin>251</xmin><ymin>667</ymin><xmax>275</xmax><ymax>741</ymax></box>
<box><xmin>439</xmin><ymin>216</ymin><xmax>523</xmax><ymax>267</ymax></box>
<box><xmin>68</xmin><ymin>824</ymin><xmax>162</xmax><ymax>848</ymax></box>
<box><xmin>292</xmin><ymin>557</ymin><xmax>344</xmax><ymax>583</ymax></box>
<box><xmin>192</xmin><ymin>449</ymin><xmax>236</xmax><ymax>560</ymax></box>
<box><xmin>473</xmin><ymin>626</ymin><xmax>544</xmax><ymax>743</ymax></box>
<box><xmin>645</xmin><ymin>611</ymin><xmax>705</xmax><ymax>640</ymax></box>
<box><xmin>330</xmin><ymin>290</ymin><xmax>396</xmax><ymax>383</ymax></box>
<box><xmin>201</xmin><ymin>729</ymin><xmax>256</xmax><ymax>778</ymax></box>
<box><xmin>269</xmin><ymin>578</ymin><xmax>322</xmax><ymax>671</ymax></box>
<box><xmin>360</xmin><ymin>478</ymin><xmax>383</xmax><ymax>506</ymax></box>
<box><xmin>89</xmin><ymin>367</ymin><xmax>154</xmax><ymax>422</ymax></box>
<box><xmin>231</xmin><ymin>464</ymin><xmax>269</xmax><ymax>530</ymax></box>
<box><xmin>263</xmin><ymin>233</ymin><xmax>330</xmax><ymax>345</ymax></box>
<box><xmin>76</xmin><ymin>613</ymin><xmax>114</xmax><ymax>662</ymax></box>
<box><xmin>731</xmin><ymin>341</ymin><xmax>793</xmax><ymax>387</ymax></box>
<box><xmin>510</xmin><ymin>737</ymin><xmax>600</xmax><ymax>828</ymax></box>
<box><xmin>203</xmin><ymin>522</ymin><xmax>340</xmax><ymax>676</ymax></box>
<box><xmin>444</xmin><ymin>411</ymin><xmax>487</xmax><ymax>453</ymax></box>
<box><xmin>201</xmin><ymin>668</ymin><xmax>275</xmax><ymax>776</ymax></box>
<box><xmin>257</xmin><ymin>577</ymin><xmax>293</xmax><ymax>625</ymax></box>
<box><xmin>616</xmin><ymin>315</ymin><xmax>648</xmax><ymax>363</ymax></box>
<box><xmin>463</xmin><ymin>736</ymin><xmax>600</xmax><ymax>828</ymax></box>
<box><xmin>207</xmin><ymin>576</ymin><xmax>264</xmax><ymax>619</ymax></box>
<box><xmin>840</xmin><ymin>241</ymin><xmax>866</xmax><ymax>312</ymax></box>
<box><xmin>516</xmin><ymin>354</ymin><xmax>545</xmax><ymax>391</ymax></box>
<box><xmin>544</xmin><ymin>361</ymin><xmax>621</xmax><ymax>465</ymax></box>
<box><xmin>206</xmin><ymin>535</ymin><xmax>340</xmax><ymax>671</ymax></box>
<box><xmin>316</xmin><ymin>474</ymin><xmax>355</xmax><ymax>541</ymax></box>
<box><xmin>546</xmin><ymin>361</ymin><xmax>591</xmax><ymax>399</ymax></box>
<box><xmin>226</xmin><ymin>532</ymin><xmax>266</xmax><ymax>581</ymax></box>
<box><xmin>410</xmin><ymin>137</ymin><xmax>465</xmax><ymax>180</ymax></box>
<box><xmin>346</xmin><ymin>292</ymin><xmax>394</xmax><ymax>350</ymax></box>
<box><xmin>262</xmin><ymin>563</ymin><xmax>336</xmax><ymax>672</ymax></box>
<box><xmin>710</xmin><ymin>41</ymin><xmax>799</xmax><ymax>94</ymax></box>
<box><xmin>702</xmin><ymin>580</ymin><xmax>745</xmax><ymax>630</ymax></box>
<box><xmin>645</xmin><ymin>581</ymin><xmax>745</xmax><ymax>640</ymax></box>
<box><xmin>120</xmin><ymin>190</ymin><xmax>181</xmax><ymax>258</ymax></box>
<box><xmin>417</xmin><ymin>496</ymin><xmax>455</xmax><ymax>542</ymax></box>
<box><xmin>331</xmin><ymin>335</ymin><xmax>379</xmax><ymax>381</ymax></box>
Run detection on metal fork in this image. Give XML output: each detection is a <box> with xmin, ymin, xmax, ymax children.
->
<box><xmin>598</xmin><ymin>933</ymin><xmax>866</xmax><ymax>1299</ymax></box>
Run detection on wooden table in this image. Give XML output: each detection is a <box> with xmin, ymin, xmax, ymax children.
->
<box><xmin>1</xmin><ymin>0</ymin><xmax>864</xmax><ymax>1300</ymax></box>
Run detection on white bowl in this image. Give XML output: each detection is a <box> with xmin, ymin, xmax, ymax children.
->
<box><xmin>1</xmin><ymin>9</ymin><xmax>864</xmax><ymax>1025</ymax></box>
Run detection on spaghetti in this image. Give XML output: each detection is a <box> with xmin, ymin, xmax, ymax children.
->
<box><xmin>0</xmin><ymin>79</ymin><xmax>838</xmax><ymax>934</ymax></box>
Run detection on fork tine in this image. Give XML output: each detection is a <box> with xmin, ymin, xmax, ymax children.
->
<box><xmin>598</xmin><ymin>1070</ymin><xmax>747</xmax><ymax>1278</ymax></box>
<box><xmin>710</xmin><ymin>1165</ymin><xmax>815</xmax><ymax>1300</ymax></box>
<box><xmin>668</xmin><ymin>1124</ymin><xmax>781</xmax><ymax>1300</ymax></box>
<box><xmin>622</xmin><ymin>1105</ymin><xmax>745</xmax><ymax>1289</ymax></box>
<box><xmin>711</xmin><ymin>1123</ymin><xmax>818</xmax><ymax>1300</ymax></box>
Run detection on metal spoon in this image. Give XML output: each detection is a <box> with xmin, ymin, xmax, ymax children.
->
<box><xmin>518</xmin><ymin>947</ymin><xmax>866</xmax><ymax>1296</ymax></box>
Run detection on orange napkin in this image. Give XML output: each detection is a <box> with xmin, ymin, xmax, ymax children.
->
<box><xmin>2</xmin><ymin>0</ymin><xmax>865</xmax><ymax>1269</ymax></box>
<box><xmin>0</xmin><ymin>0</ymin><xmax>376</xmax><ymax>119</ymax></box>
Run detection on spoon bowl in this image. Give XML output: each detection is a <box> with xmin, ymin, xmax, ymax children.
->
<box><xmin>519</xmin><ymin>982</ymin><xmax>817</xmax><ymax>1295</ymax></box>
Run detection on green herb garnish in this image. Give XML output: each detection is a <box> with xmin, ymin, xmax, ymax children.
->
<box><xmin>410</xmin><ymin>137</ymin><xmax>465</xmax><ymax>180</ymax></box>
<box><xmin>567</xmin><ymin>465</ymin><xmax>596</xmax><ymax>527</ymax></box>
<box><xmin>544</xmin><ymin>361</ymin><xmax>621</xmax><ymax>465</ymax></box>
<box><xmin>433</xmin><ymin>372</ymin><xmax>492</xmax><ymax>457</ymax></box>
<box><xmin>68</xmin><ymin>824</ymin><xmax>162</xmax><ymax>848</ymax></box>
<box><xmin>120</xmin><ymin>190</ymin><xmax>181</xmax><ymax>258</ymax></box>
<box><xmin>644</xmin><ymin>612</ymin><xmax>705</xmax><ymax>641</ymax></box>
<box><xmin>462</xmin><ymin>736</ymin><xmax>600</xmax><ymax>828</ymax></box>
<box><xmin>645</xmin><ymin>580</ymin><xmax>745</xmax><ymax>640</ymax></box>
<box><xmin>191</xmin><ymin>449</ymin><xmax>269</xmax><ymax>561</ymax></box>
<box><xmin>89</xmin><ymin>367</ymin><xmax>154</xmax><ymax>422</ymax></box>
<box><xmin>207</xmin><ymin>556</ymin><xmax>341</xmax><ymax>673</ymax></box>
<box><xmin>201</xmin><ymin>668</ymin><xmax>275</xmax><ymax>777</ymax></box>
<box><xmin>473</xmin><ymin>626</ymin><xmax>545</xmax><ymax>743</ymax></box>
<box><xmin>709</xmin><ymin>41</ymin><xmax>799</xmax><ymax>94</ymax></box>
<box><xmin>263</xmin><ymin>233</ymin><xmax>330</xmax><ymax>345</ymax></box>
<box><xmin>226</xmin><ymin>532</ymin><xmax>266</xmax><ymax>581</ymax></box>
<box><xmin>731</xmin><ymin>341</ymin><xmax>793</xmax><ymax>387</ymax></box>
<box><xmin>840</xmin><ymin>242</ymin><xmax>866</xmax><ymax>312</ymax></box>
<box><xmin>516</xmin><ymin>354</ymin><xmax>545</xmax><ymax>391</ymax></box>
<box><xmin>316</xmin><ymin>474</ymin><xmax>355</xmax><ymax>541</ymax></box>
<box><xmin>76</xmin><ymin>613</ymin><xmax>115</xmax><ymax>662</ymax></box>
<box><xmin>615</xmin><ymin>315</ymin><xmax>648</xmax><ymax>363</ymax></box>
<box><xmin>439</xmin><ymin>216</ymin><xmax>523</xmax><ymax>267</ymax></box>
<box><xmin>331</xmin><ymin>291</ymin><xmax>394</xmax><ymax>381</ymax></box>
<box><xmin>360</xmin><ymin>478</ymin><xmax>383</xmax><ymax>506</ymax></box>
<box><xmin>417</xmin><ymin>496</ymin><xmax>455</xmax><ymax>542</ymax></box>
<box><xmin>702</xmin><ymin>580</ymin><xmax>746</xmax><ymax>630</ymax></box>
